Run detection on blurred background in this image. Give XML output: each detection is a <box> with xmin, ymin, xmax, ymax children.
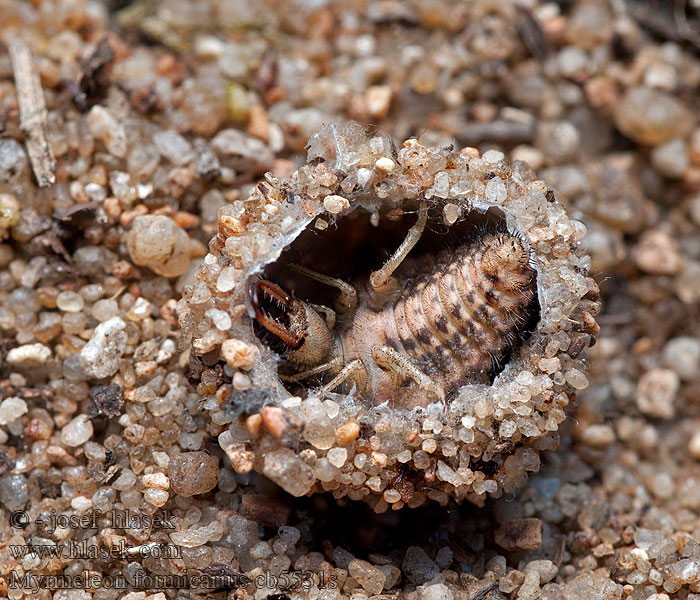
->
<box><xmin>1</xmin><ymin>0</ymin><xmax>700</xmax><ymax>598</ymax></box>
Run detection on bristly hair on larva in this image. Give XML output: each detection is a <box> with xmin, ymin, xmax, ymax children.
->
<box><xmin>250</xmin><ymin>211</ymin><xmax>539</xmax><ymax>409</ymax></box>
<box><xmin>185</xmin><ymin>125</ymin><xmax>600</xmax><ymax>504</ymax></box>
<box><xmin>370</xmin><ymin>228</ymin><xmax>538</xmax><ymax>404</ymax></box>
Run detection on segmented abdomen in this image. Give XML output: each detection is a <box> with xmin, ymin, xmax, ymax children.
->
<box><xmin>349</xmin><ymin>232</ymin><xmax>537</xmax><ymax>402</ymax></box>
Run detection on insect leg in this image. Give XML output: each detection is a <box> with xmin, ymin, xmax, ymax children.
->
<box><xmin>280</xmin><ymin>356</ymin><xmax>344</xmax><ymax>383</ymax></box>
<box><xmin>320</xmin><ymin>359</ymin><xmax>367</xmax><ymax>395</ymax></box>
<box><xmin>309</xmin><ymin>303</ymin><xmax>336</xmax><ymax>329</ymax></box>
<box><xmin>370</xmin><ymin>202</ymin><xmax>428</xmax><ymax>291</ymax></box>
<box><xmin>371</xmin><ymin>345</ymin><xmax>445</xmax><ymax>402</ymax></box>
<box><xmin>287</xmin><ymin>263</ymin><xmax>357</xmax><ymax>311</ymax></box>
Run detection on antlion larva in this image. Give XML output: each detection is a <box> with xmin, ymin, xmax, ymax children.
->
<box><xmin>183</xmin><ymin>123</ymin><xmax>600</xmax><ymax>505</ymax></box>
<box><xmin>250</xmin><ymin>220</ymin><xmax>538</xmax><ymax>409</ymax></box>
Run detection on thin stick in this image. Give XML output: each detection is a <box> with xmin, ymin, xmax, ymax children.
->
<box><xmin>9</xmin><ymin>39</ymin><xmax>56</xmax><ymax>187</ymax></box>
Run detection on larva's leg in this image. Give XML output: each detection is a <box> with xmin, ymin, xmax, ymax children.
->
<box><xmin>309</xmin><ymin>303</ymin><xmax>336</xmax><ymax>329</ymax></box>
<box><xmin>287</xmin><ymin>263</ymin><xmax>357</xmax><ymax>311</ymax></box>
<box><xmin>320</xmin><ymin>359</ymin><xmax>367</xmax><ymax>395</ymax></box>
<box><xmin>281</xmin><ymin>356</ymin><xmax>343</xmax><ymax>383</ymax></box>
<box><xmin>370</xmin><ymin>203</ymin><xmax>428</xmax><ymax>292</ymax></box>
<box><xmin>371</xmin><ymin>346</ymin><xmax>445</xmax><ymax>401</ymax></box>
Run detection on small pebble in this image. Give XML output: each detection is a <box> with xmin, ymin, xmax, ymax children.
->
<box><xmin>417</xmin><ymin>582</ymin><xmax>455</xmax><ymax>600</ymax></box>
<box><xmin>142</xmin><ymin>472</ymin><xmax>170</xmax><ymax>490</ymax></box>
<box><xmin>665</xmin><ymin>558</ymin><xmax>700</xmax><ymax>584</ymax></box>
<box><xmin>205</xmin><ymin>308</ymin><xmax>231</xmax><ymax>331</ymax></box>
<box><xmin>144</xmin><ymin>489</ymin><xmax>169</xmax><ymax>507</ymax></box>
<box><xmin>247</xmin><ymin>105</ymin><xmax>270</xmax><ymax>142</ymax></box>
<box><xmin>153</xmin><ymin>130</ymin><xmax>195</xmax><ymax>166</ymax></box>
<box><xmin>651</xmin><ymin>138</ymin><xmax>689</xmax><ymax>179</ymax></box>
<box><xmin>56</xmin><ymin>290</ymin><xmax>85</xmax><ymax>312</ymax></box>
<box><xmin>127</xmin><ymin>215</ymin><xmax>205</xmax><ymax>277</ymax></box>
<box><xmin>482</xmin><ymin>149</ymin><xmax>505</xmax><ymax>164</ymax></box>
<box><xmin>689</xmin><ymin>431</ymin><xmax>700</xmax><ymax>460</ymax></box>
<box><xmin>565</xmin><ymin>368</ymin><xmax>589</xmax><ymax>390</ymax></box>
<box><xmin>402</xmin><ymin>546</ymin><xmax>438</xmax><ymax>585</ymax></box>
<box><xmin>349</xmin><ymin>559</ymin><xmax>387</xmax><ymax>595</ymax></box>
<box><xmin>375</xmin><ymin>157</ymin><xmax>395</xmax><ymax>172</ymax></box>
<box><xmin>632</xmin><ymin>230</ymin><xmax>682</xmax><ymax>275</ymax></box>
<box><xmin>221</xmin><ymin>339</ymin><xmax>258</xmax><ymax>370</ymax></box>
<box><xmin>168</xmin><ymin>451</ymin><xmax>219</xmax><ymax>497</ymax></box>
<box><xmin>0</xmin><ymin>473</ymin><xmax>29</xmax><ymax>511</ymax></box>
<box><xmin>61</xmin><ymin>415</ymin><xmax>94</xmax><ymax>447</ymax></box>
<box><xmin>71</xmin><ymin>496</ymin><xmax>92</xmax><ymax>511</ymax></box>
<box><xmin>485</xmin><ymin>176</ymin><xmax>507</xmax><ymax>203</ymax></box>
<box><xmin>562</xmin><ymin>574</ymin><xmax>623</xmax><ymax>600</ymax></box>
<box><xmin>637</xmin><ymin>368</ymin><xmax>679</xmax><ymax>419</ymax></box>
<box><xmin>357</xmin><ymin>168</ymin><xmax>373</xmax><ymax>186</ymax></box>
<box><xmin>6</xmin><ymin>343</ymin><xmax>51</xmax><ymax>366</ymax></box>
<box><xmin>336</xmin><ymin>422</ymin><xmax>360</xmax><ymax>445</ymax></box>
<box><xmin>210</xmin><ymin>128</ymin><xmax>275</xmax><ymax>172</ymax></box>
<box><xmin>232</xmin><ymin>372</ymin><xmax>251</xmax><ymax>390</ymax></box>
<box><xmin>614</xmin><ymin>86</ymin><xmax>695</xmax><ymax>146</ymax></box>
<box><xmin>536</xmin><ymin>121</ymin><xmax>580</xmax><ymax>163</ymax></box>
<box><xmin>0</xmin><ymin>139</ymin><xmax>27</xmax><ymax>182</ymax></box>
<box><xmin>323</xmin><ymin>194</ymin><xmax>351</xmax><ymax>214</ymax></box>
<box><xmin>677</xmin><ymin>261</ymin><xmax>700</xmax><ymax>304</ymax></box>
<box><xmin>194</xmin><ymin>35</ymin><xmax>225</xmax><ymax>59</ymax></box>
<box><xmin>663</xmin><ymin>337</ymin><xmax>700</xmax><ymax>381</ymax></box>
<box><xmin>216</xmin><ymin>267</ymin><xmax>238</xmax><ymax>293</ymax></box>
<box><xmin>92</xmin><ymin>298</ymin><xmax>119</xmax><ymax>322</ymax></box>
<box><xmin>84</xmin><ymin>182</ymin><xmax>106</xmax><ymax>202</ymax></box>
<box><xmin>327</xmin><ymin>447</ymin><xmax>347</xmax><ymax>468</ymax></box>
<box><xmin>87</xmin><ymin>106</ymin><xmax>127</xmax><ymax>158</ymax></box>
<box><xmin>366</xmin><ymin>85</ymin><xmax>392</xmax><ymax>119</ymax></box>
<box><xmin>0</xmin><ymin>397</ymin><xmax>28</xmax><ymax>425</ymax></box>
<box><xmin>79</xmin><ymin>317</ymin><xmax>127</xmax><ymax>379</ymax></box>
<box><xmin>443</xmin><ymin>203</ymin><xmax>460</xmax><ymax>225</ymax></box>
<box><xmin>262</xmin><ymin>448</ymin><xmax>315</xmax><ymax>497</ymax></box>
<box><xmin>494</xmin><ymin>519</ymin><xmax>543</xmax><ymax>551</ymax></box>
<box><xmin>524</xmin><ymin>560</ymin><xmax>558</xmax><ymax>584</ymax></box>
<box><xmin>580</xmin><ymin>424</ymin><xmax>615</xmax><ymax>447</ymax></box>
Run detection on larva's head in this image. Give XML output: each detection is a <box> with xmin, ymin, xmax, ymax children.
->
<box><xmin>481</xmin><ymin>233</ymin><xmax>536</xmax><ymax>291</ymax></box>
<box><xmin>251</xmin><ymin>280</ymin><xmax>333</xmax><ymax>366</ymax></box>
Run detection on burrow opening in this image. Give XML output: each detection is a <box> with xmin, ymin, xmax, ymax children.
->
<box><xmin>251</xmin><ymin>203</ymin><xmax>540</xmax><ymax>402</ymax></box>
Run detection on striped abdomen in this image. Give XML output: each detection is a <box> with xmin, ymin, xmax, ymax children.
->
<box><xmin>346</xmin><ymin>233</ymin><xmax>537</xmax><ymax>404</ymax></box>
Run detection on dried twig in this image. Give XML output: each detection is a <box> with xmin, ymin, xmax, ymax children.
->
<box><xmin>9</xmin><ymin>39</ymin><xmax>56</xmax><ymax>187</ymax></box>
